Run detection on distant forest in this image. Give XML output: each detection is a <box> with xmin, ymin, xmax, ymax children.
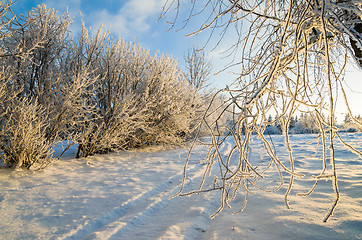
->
<box><xmin>260</xmin><ymin>114</ymin><xmax>362</xmax><ymax>135</ymax></box>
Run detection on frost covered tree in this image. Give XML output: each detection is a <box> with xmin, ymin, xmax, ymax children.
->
<box><xmin>184</xmin><ymin>46</ymin><xmax>212</xmax><ymax>92</ymax></box>
<box><xmin>0</xmin><ymin>2</ymin><xmax>62</xmax><ymax>169</ymax></box>
<box><xmin>342</xmin><ymin>113</ymin><xmax>362</xmax><ymax>132</ymax></box>
<box><xmin>293</xmin><ymin>113</ymin><xmax>319</xmax><ymax>133</ymax></box>
<box><xmin>71</xmin><ymin>24</ymin><xmax>204</xmax><ymax>158</ymax></box>
<box><xmin>184</xmin><ymin>46</ymin><xmax>235</xmax><ymax>135</ymax></box>
<box><xmin>163</xmin><ymin>0</ymin><xmax>362</xmax><ymax>221</ymax></box>
<box><xmin>0</xmin><ymin>4</ymin><xmax>103</xmax><ymax>169</ymax></box>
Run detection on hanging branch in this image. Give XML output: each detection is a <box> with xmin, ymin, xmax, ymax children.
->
<box><xmin>162</xmin><ymin>0</ymin><xmax>362</xmax><ymax>222</ymax></box>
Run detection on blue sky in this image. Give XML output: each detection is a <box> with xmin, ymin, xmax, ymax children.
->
<box><xmin>12</xmin><ymin>0</ymin><xmax>236</xmax><ymax>89</ymax></box>
<box><xmin>13</xmin><ymin>0</ymin><xmax>235</xmax><ymax>87</ymax></box>
<box><xmin>11</xmin><ymin>0</ymin><xmax>362</xmax><ymax>122</ymax></box>
<box><xmin>12</xmin><ymin>1</ymin><xmax>191</xmax><ymax>56</ymax></box>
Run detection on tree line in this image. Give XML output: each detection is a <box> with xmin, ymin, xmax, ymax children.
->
<box><xmin>265</xmin><ymin>113</ymin><xmax>362</xmax><ymax>135</ymax></box>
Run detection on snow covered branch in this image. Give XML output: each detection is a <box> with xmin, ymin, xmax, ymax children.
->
<box><xmin>163</xmin><ymin>0</ymin><xmax>362</xmax><ymax>222</ymax></box>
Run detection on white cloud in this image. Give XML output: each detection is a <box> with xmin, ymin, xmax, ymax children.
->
<box><xmin>44</xmin><ymin>0</ymin><xmax>82</xmax><ymax>15</ymax></box>
<box><xmin>93</xmin><ymin>9</ymin><xmax>128</xmax><ymax>35</ymax></box>
<box><xmin>88</xmin><ymin>0</ymin><xmax>167</xmax><ymax>37</ymax></box>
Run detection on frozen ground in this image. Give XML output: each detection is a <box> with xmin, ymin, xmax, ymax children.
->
<box><xmin>0</xmin><ymin>134</ymin><xmax>361</xmax><ymax>239</ymax></box>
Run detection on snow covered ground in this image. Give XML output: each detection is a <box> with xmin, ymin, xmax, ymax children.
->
<box><xmin>0</xmin><ymin>134</ymin><xmax>361</xmax><ymax>239</ymax></box>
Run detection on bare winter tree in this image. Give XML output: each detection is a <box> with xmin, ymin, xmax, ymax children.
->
<box><xmin>162</xmin><ymin>0</ymin><xmax>362</xmax><ymax>222</ymax></box>
<box><xmin>184</xmin><ymin>46</ymin><xmax>212</xmax><ymax>91</ymax></box>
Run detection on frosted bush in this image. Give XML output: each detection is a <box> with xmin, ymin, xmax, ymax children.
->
<box><xmin>0</xmin><ymin>4</ymin><xmax>98</xmax><ymax>167</ymax></box>
<box><xmin>0</xmin><ymin>99</ymin><xmax>53</xmax><ymax>169</ymax></box>
<box><xmin>72</xmin><ymin>28</ymin><xmax>205</xmax><ymax>156</ymax></box>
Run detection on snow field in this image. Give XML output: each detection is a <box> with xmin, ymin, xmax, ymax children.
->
<box><xmin>0</xmin><ymin>134</ymin><xmax>361</xmax><ymax>239</ymax></box>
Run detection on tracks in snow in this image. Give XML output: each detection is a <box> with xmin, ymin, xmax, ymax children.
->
<box><xmin>60</xmin><ymin>159</ymin><xmax>218</xmax><ymax>240</ymax></box>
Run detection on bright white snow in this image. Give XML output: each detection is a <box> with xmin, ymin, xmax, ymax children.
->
<box><xmin>0</xmin><ymin>134</ymin><xmax>361</xmax><ymax>239</ymax></box>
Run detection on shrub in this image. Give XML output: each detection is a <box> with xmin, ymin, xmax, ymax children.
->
<box><xmin>72</xmin><ymin>30</ymin><xmax>204</xmax><ymax>156</ymax></box>
<box><xmin>0</xmin><ymin>99</ymin><xmax>53</xmax><ymax>169</ymax></box>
